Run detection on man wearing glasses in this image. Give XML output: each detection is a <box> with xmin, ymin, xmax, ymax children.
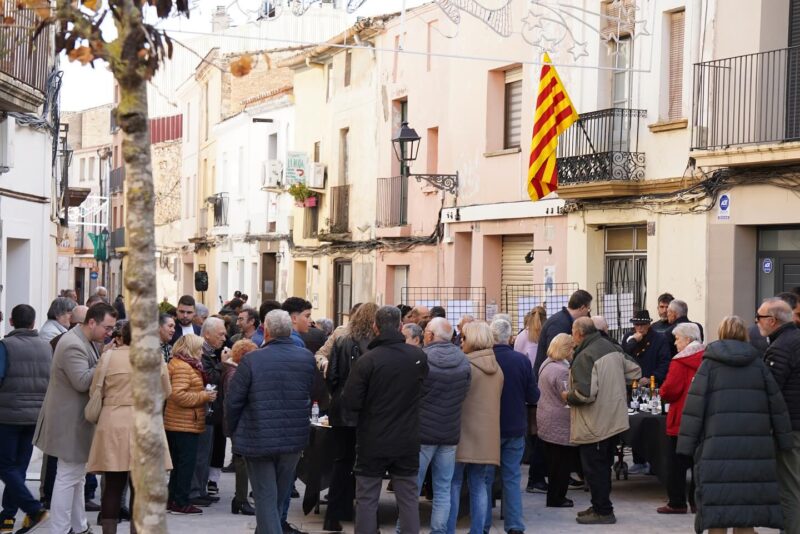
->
<box><xmin>758</xmin><ymin>297</ymin><xmax>800</xmax><ymax>534</ymax></box>
<box><xmin>34</xmin><ymin>303</ymin><xmax>118</xmax><ymax>534</ymax></box>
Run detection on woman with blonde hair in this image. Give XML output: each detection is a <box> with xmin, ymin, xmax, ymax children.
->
<box><xmin>514</xmin><ymin>306</ymin><xmax>547</xmax><ymax>366</ymax></box>
<box><xmin>323</xmin><ymin>302</ymin><xmax>379</xmax><ymax>532</ymax></box>
<box><xmin>222</xmin><ymin>339</ymin><xmax>259</xmax><ymax>516</ymax></box>
<box><xmin>86</xmin><ymin>322</ymin><xmax>172</xmax><ymax>533</ymax></box>
<box><xmin>164</xmin><ymin>334</ymin><xmax>217</xmax><ymax>515</ymax></box>
<box><xmin>447</xmin><ymin>321</ymin><xmax>504</xmax><ymax>534</ymax></box>
<box><xmin>536</xmin><ymin>333</ymin><xmax>578</xmax><ymax>508</ymax></box>
<box><xmin>678</xmin><ymin>316</ymin><xmax>793</xmax><ymax>534</ymax></box>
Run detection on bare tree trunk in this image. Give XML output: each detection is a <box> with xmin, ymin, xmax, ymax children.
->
<box><xmin>118</xmin><ymin>17</ymin><xmax>167</xmax><ymax>534</ymax></box>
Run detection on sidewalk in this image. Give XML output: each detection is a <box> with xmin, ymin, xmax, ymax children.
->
<box><xmin>6</xmin><ymin>448</ymin><xmax>779</xmax><ymax>533</ymax></box>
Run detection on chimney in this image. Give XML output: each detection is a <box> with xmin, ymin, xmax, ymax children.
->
<box><xmin>211</xmin><ymin>6</ymin><xmax>232</xmax><ymax>32</ymax></box>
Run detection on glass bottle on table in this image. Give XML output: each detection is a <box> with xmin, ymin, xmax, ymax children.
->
<box><xmin>630</xmin><ymin>380</ymin><xmax>640</xmax><ymax>411</ymax></box>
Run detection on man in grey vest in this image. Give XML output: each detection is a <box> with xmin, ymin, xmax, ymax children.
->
<box><xmin>33</xmin><ymin>302</ymin><xmax>117</xmax><ymax>534</ymax></box>
<box><xmin>0</xmin><ymin>304</ymin><xmax>52</xmax><ymax>534</ymax></box>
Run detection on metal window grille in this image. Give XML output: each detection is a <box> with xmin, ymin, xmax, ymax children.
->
<box><xmin>502</xmin><ymin>283</ymin><xmax>580</xmax><ymax>333</ymax></box>
<box><xmin>596</xmin><ymin>280</ymin><xmax>642</xmax><ymax>343</ymax></box>
<box><xmin>401</xmin><ymin>287</ymin><xmax>486</xmax><ymax>324</ymax></box>
<box><xmin>376</xmin><ymin>176</ymin><xmax>408</xmax><ymax>227</ymax></box>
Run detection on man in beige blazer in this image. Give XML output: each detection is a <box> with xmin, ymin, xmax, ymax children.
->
<box><xmin>33</xmin><ymin>303</ymin><xmax>117</xmax><ymax>534</ymax></box>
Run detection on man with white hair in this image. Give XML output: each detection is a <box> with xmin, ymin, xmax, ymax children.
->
<box><xmin>226</xmin><ymin>310</ymin><xmax>315</xmax><ymax>534</ymax></box>
<box><xmin>484</xmin><ymin>318</ymin><xmax>539</xmax><ymax>534</ymax></box>
<box><xmin>193</xmin><ymin>303</ymin><xmax>209</xmax><ymax>329</ymax></box>
<box><xmin>416</xmin><ymin>318</ymin><xmax>471</xmax><ymax>533</ymax></box>
<box><xmin>665</xmin><ymin>300</ymin><xmax>704</xmax><ymax>355</ymax></box>
<box><xmin>759</xmin><ymin>297</ymin><xmax>800</xmax><ymax>532</ymax></box>
<box><xmin>94</xmin><ymin>286</ymin><xmax>108</xmax><ymax>302</ymax></box>
<box><xmin>188</xmin><ymin>317</ymin><xmax>226</xmax><ymax>507</ymax></box>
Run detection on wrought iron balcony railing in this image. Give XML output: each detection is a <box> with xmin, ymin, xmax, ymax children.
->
<box><xmin>377</xmin><ymin>176</ymin><xmax>408</xmax><ymax>227</ymax></box>
<box><xmin>692</xmin><ymin>46</ymin><xmax>800</xmax><ymax>150</ymax></box>
<box><xmin>109</xmin><ymin>228</ymin><xmax>125</xmax><ymax>250</ymax></box>
<box><xmin>210</xmin><ymin>192</ymin><xmax>229</xmax><ymax>227</ymax></box>
<box><xmin>556</xmin><ymin>108</ymin><xmax>647</xmax><ymax>185</ymax></box>
<box><xmin>329</xmin><ymin>184</ymin><xmax>350</xmax><ymax>234</ymax></box>
<box><xmin>0</xmin><ymin>4</ymin><xmax>51</xmax><ymax>106</ymax></box>
<box><xmin>110</xmin><ymin>166</ymin><xmax>124</xmax><ymax>194</ymax></box>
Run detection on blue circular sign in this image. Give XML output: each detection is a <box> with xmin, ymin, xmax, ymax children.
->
<box><xmin>90</xmin><ymin>271</ymin><xmax>99</xmax><ymax>280</ymax></box>
<box><xmin>762</xmin><ymin>258</ymin><xmax>773</xmax><ymax>275</ymax></box>
<box><xmin>720</xmin><ymin>194</ymin><xmax>730</xmax><ymax>210</ymax></box>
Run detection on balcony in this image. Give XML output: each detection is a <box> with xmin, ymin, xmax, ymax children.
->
<box><xmin>0</xmin><ymin>5</ymin><xmax>52</xmax><ymax>113</ymax></box>
<box><xmin>210</xmin><ymin>192</ymin><xmax>229</xmax><ymax>228</ymax></box>
<box><xmin>110</xmin><ymin>166</ymin><xmax>124</xmax><ymax>194</ymax></box>
<box><xmin>329</xmin><ymin>185</ymin><xmax>350</xmax><ymax>234</ymax></box>
<box><xmin>691</xmin><ymin>46</ymin><xmax>800</xmax><ymax>167</ymax></box>
<box><xmin>109</xmin><ymin>228</ymin><xmax>125</xmax><ymax>251</ymax></box>
<box><xmin>376</xmin><ymin>176</ymin><xmax>408</xmax><ymax>230</ymax></box>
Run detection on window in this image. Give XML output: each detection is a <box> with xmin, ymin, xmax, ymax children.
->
<box><xmin>339</xmin><ymin>128</ymin><xmax>349</xmax><ymax>185</ymax></box>
<box><xmin>344</xmin><ymin>50</ymin><xmax>352</xmax><ymax>87</ymax></box>
<box><xmin>88</xmin><ymin>157</ymin><xmax>95</xmax><ymax>182</ymax></box>
<box><xmin>313</xmin><ymin>141</ymin><xmax>320</xmax><ymax>163</ymax></box>
<box><xmin>504</xmin><ymin>67</ymin><xmax>523</xmax><ymax>149</ymax></box>
<box><xmin>268</xmin><ymin>133</ymin><xmax>278</xmax><ymax>161</ymax></box>
<box><xmin>238</xmin><ymin>146</ymin><xmax>245</xmax><ymax>196</ymax></box>
<box><xmin>667</xmin><ymin>10</ymin><xmax>685</xmax><ymax>120</ymax></box>
<box><xmin>612</xmin><ymin>37</ymin><xmax>632</xmax><ymax>108</ymax></box>
<box><xmin>303</xmin><ymin>206</ymin><xmax>319</xmax><ymax>239</ymax></box>
<box><xmin>326</xmin><ymin>63</ymin><xmax>334</xmax><ymax>102</ymax></box>
<box><xmin>113</xmin><ymin>146</ymin><xmax>118</xmax><ymax>168</ymax></box>
<box><xmin>80</xmin><ymin>158</ymin><xmax>86</xmax><ymax>182</ymax></box>
<box><xmin>426</xmin><ymin>127</ymin><xmax>438</xmax><ymax>173</ymax></box>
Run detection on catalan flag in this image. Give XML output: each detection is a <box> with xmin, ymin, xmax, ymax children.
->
<box><xmin>528</xmin><ymin>53</ymin><xmax>579</xmax><ymax>201</ymax></box>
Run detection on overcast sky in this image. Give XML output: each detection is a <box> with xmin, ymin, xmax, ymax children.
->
<box><xmin>60</xmin><ymin>0</ymin><xmax>426</xmax><ymax>111</ymax></box>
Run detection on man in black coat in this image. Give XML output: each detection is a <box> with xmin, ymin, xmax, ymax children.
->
<box><xmin>750</xmin><ymin>292</ymin><xmax>800</xmax><ymax>354</ymax></box>
<box><xmin>170</xmin><ymin>294</ymin><xmax>201</xmax><ymax>345</ymax></box>
<box><xmin>664</xmin><ymin>299</ymin><xmax>704</xmax><ymax>356</ymax></box>
<box><xmin>758</xmin><ymin>297</ymin><xmax>800</xmax><ymax>534</ymax></box>
<box><xmin>651</xmin><ymin>293</ymin><xmax>674</xmax><ymax>335</ymax></box>
<box><xmin>343</xmin><ymin>306</ymin><xmax>429</xmax><ymax>534</ymax></box>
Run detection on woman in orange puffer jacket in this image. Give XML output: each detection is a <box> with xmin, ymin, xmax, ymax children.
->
<box><xmin>165</xmin><ymin>334</ymin><xmax>216</xmax><ymax>515</ymax></box>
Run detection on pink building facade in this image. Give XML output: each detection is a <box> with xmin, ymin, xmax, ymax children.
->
<box><xmin>373</xmin><ymin>2</ymin><xmax>569</xmax><ymax>331</ymax></box>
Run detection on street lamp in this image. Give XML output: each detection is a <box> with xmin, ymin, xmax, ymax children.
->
<box><xmin>391</xmin><ymin>121</ymin><xmax>458</xmax><ymax>195</ymax></box>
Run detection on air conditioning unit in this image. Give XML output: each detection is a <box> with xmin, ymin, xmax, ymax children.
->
<box><xmin>308</xmin><ymin>163</ymin><xmax>326</xmax><ymax>189</ymax></box>
<box><xmin>261</xmin><ymin>159</ymin><xmax>283</xmax><ymax>190</ymax></box>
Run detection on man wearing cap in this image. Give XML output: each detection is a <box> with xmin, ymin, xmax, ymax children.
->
<box><xmin>622</xmin><ymin>310</ymin><xmax>671</xmax><ymax>475</ymax></box>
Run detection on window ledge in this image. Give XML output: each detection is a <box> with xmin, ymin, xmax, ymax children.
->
<box><xmin>648</xmin><ymin>118</ymin><xmax>688</xmax><ymax>133</ymax></box>
<box><xmin>483</xmin><ymin>147</ymin><xmax>521</xmax><ymax>158</ymax></box>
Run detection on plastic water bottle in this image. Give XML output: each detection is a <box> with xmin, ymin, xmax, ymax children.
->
<box><xmin>311</xmin><ymin>401</ymin><xmax>319</xmax><ymax>424</ymax></box>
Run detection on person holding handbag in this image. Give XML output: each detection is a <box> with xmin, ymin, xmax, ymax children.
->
<box><xmin>86</xmin><ymin>322</ymin><xmax>172</xmax><ymax>534</ymax></box>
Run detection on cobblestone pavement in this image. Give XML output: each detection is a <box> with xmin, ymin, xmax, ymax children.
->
<box><xmin>3</xmin><ymin>449</ymin><xmax>779</xmax><ymax>533</ymax></box>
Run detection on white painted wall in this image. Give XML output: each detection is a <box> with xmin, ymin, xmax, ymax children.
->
<box><xmin>0</xmin><ymin>119</ymin><xmax>55</xmax><ymax>334</ymax></box>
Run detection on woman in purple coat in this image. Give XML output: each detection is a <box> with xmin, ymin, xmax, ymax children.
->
<box><xmin>536</xmin><ymin>333</ymin><xmax>578</xmax><ymax>507</ymax></box>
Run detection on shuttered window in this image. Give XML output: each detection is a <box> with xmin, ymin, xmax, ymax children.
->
<box><xmin>668</xmin><ymin>10</ymin><xmax>685</xmax><ymax>120</ymax></box>
<box><xmin>601</xmin><ymin>0</ymin><xmax>635</xmax><ymax>40</ymax></box>
<box><xmin>504</xmin><ymin>67</ymin><xmax>523</xmax><ymax>149</ymax></box>
<box><xmin>501</xmin><ymin>235</ymin><xmax>535</xmax><ymax>287</ymax></box>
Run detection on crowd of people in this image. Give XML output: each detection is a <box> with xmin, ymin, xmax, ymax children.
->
<box><xmin>0</xmin><ymin>284</ymin><xmax>799</xmax><ymax>534</ymax></box>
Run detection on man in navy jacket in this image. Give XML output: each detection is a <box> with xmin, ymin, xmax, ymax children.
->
<box><xmin>226</xmin><ymin>310</ymin><xmax>315</xmax><ymax>534</ymax></box>
<box><xmin>485</xmin><ymin>318</ymin><xmax>540</xmax><ymax>534</ymax></box>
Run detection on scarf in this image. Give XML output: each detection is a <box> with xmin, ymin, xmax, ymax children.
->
<box><xmin>675</xmin><ymin>340</ymin><xmax>704</xmax><ymax>360</ymax></box>
<box><xmin>173</xmin><ymin>351</ymin><xmax>209</xmax><ymax>384</ymax></box>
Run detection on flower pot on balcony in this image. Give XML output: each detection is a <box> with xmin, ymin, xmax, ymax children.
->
<box><xmin>303</xmin><ymin>196</ymin><xmax>318</xmax><ymax>207</ymax></box>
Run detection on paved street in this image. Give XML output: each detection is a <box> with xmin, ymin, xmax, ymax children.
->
<box><xmin>3</xmin><ymin>448</ymin><xmax>780</xmax><ymax>533</ymax></box>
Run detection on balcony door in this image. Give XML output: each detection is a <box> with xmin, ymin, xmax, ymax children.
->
<box><xmin>333</xmin><ymin>259</ymin><xmax>352</xmax><ymax>327</ymax></box>
<box><xmin>611</xmin><ymin>37</ymin><xmax>633</xmax><ymax>153</ymax></box>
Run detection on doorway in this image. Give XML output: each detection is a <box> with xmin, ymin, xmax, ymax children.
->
<box><xmin>75</xmin><ymin>267</ymin><xmax>86</xmax><ymax>304</ymax></box>
<box><xmin>261</xmin><ymin>253</ymin><xmax>277</xmax><ymax>301</ymax></box>
<box><xmin>757</xmin><ymin>227</ymin><xmax>800</xmax><ymax>304</ymax></box>
<box><xmin>6</xmin><ymin>239</ymin><xmax>31</xmax><ymax>327</ymax></box>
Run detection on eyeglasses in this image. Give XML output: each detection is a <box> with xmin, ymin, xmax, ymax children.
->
<box><xmin>755</xmin><ymin>314</ymin><xmax>775</xmax><ymax>322</ymax></box>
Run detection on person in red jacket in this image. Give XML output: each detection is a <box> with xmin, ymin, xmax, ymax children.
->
<box><xmin>658</xmin><ymin>322</ymin><xmax>704</xmax><ymax>514</ymax></box>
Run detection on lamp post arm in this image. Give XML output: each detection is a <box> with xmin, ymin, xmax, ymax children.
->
<box><xmin>407</xmin><ymin>171</ymin><xmax>459</xmax><ymax>196</ymax></box>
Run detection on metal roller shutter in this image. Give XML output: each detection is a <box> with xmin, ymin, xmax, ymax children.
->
<box><xmin>502</xmin><ymin>235</ymin><xmax>535</xmax><ymax>287</ymax></box>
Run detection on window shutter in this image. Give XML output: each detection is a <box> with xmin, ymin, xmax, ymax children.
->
<box><xmin>601</xmin><ymin>0</ymin><xmax>636</xmax><ymax>40</ymax></box>
<box><xmin>668</xmin><ymin>10</ymin><xmax>685</xmax><ymax>120</ymax></box>
<box><xmin>504</xmin><ymin>67</ymin><xmax>523</xmax><ymax>149</ymax></box>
